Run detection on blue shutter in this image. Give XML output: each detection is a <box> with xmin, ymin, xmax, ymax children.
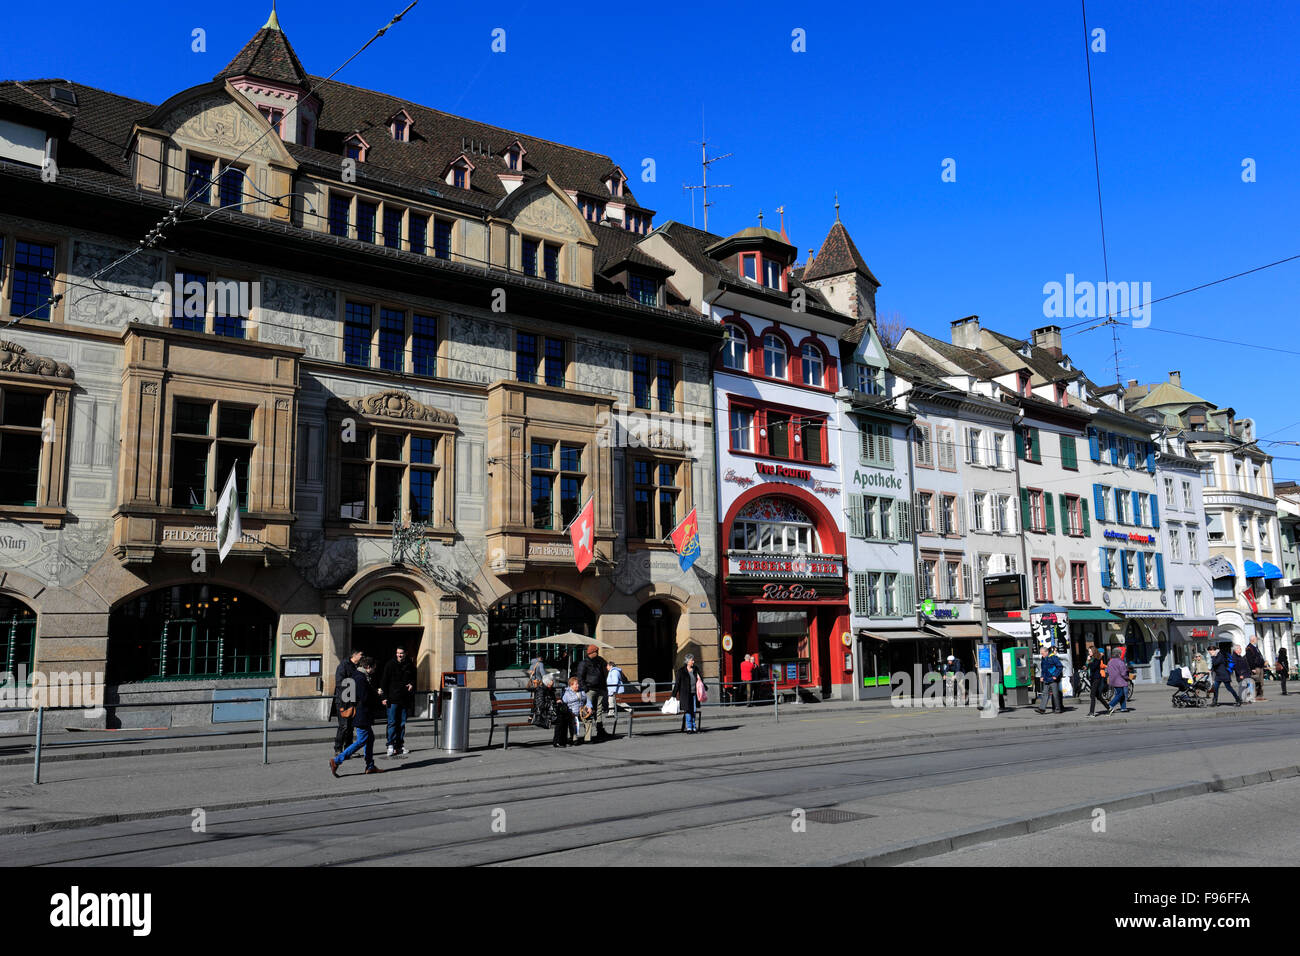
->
<box><xmin>1120</xmin><ymin>550</ymin><xmax>1130</xmax><ymax>588</ymax></box>
<box><xmin>1131</xmin><ymin>490</ymin><xmax>1142</xmax><ymax>526</ymax></box>
<box><xmin>1146</xmin><ymin>448</ymin><xmax>1156</xmax><ymax>473</ymax></box>
<box><xmin>1088</xmin><ymin>428</ymin><xmax>1100</xmax><ymax>462</ymax></box>
<box><xmin>1136</xmin><ymin>552</ymin><xmax>1146</xmax><ymax>589</ymax></box>
<box><xmin>1093</xmin><ymin>484</ymin><xmax>1105</xmax><ymax>522</ymax></box>
<box><xmin>1150</xmin><ymin>493</ymin><xmax>1160</xmax><ymax>529</ymax></box>
<box><xmin>1109</xmin><ymin>434</ymin><xmax>1120</xmax><ymax>465</ymax></box>
<box><xmin>1099</xmin><ymin>548</ymin><xmax>1111</xmax><ymax>588</ymax></box>
<box><xmin>1155</xmin><ymin>553</ymin><xmax>1166</xmax><ymax>590</ymax></box>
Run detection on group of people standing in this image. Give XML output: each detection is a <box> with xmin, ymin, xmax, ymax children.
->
<box><xmin>529</xmin><ymin>645</ymin><xmax>623</xmax><ymax>747</ymax></box>
<box><xmin>1195</xmin><ymin>636</ymin><xmax>1284</xmax><ymax>706</ymax></box>
<box><xmin>328</xmin><ymin>645</ymin><xmax>418</xmax><ymax>776</ymax></box>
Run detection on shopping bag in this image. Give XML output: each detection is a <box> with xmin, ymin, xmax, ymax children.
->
<box><xmin>696</xmin><ymin>677</ymin><xmax>708</xmax><ymax>703</ymax></box>
<box><xmin>661</xmin><ymin>696</ymin><xmax>680</xmax><ymax>715</ymax></box>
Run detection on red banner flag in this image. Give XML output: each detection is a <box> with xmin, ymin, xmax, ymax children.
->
<box><xmin>569</xmin><ymin>497</ymin><xmax>595</xmax><ymax>573</ymax></box>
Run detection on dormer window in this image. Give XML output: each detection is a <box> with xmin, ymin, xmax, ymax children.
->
<box><xmin>502</xmin><ymin>140</ymin><xmax>527</xmax><ymax>172</ymax></box>
<box><xmin>628</xmin><ymin>274</ymin><xmax>658</xmax><ymax>307</ymax></box>
<box><xmin>389</xmin><ymin>110</ymin><xmax>413</xmax><ymax>142</ymax></box>
<box><xmin>1018</xmin><ymin>372</ymin><xmax>1032</xmax><ymax>398</ymax></box>
<box><xmin>444</xmin><ymin>154</ymin><xmax>474</xmax><ymax>191</ymax></box>
<box><xmin>579</xmin><ymin>197</ymin><xmax>606</xmax><ymax>223</ymax></box>
<box><xmin>741</xmin><ymin>253</ymin><xmax>758</xmax><ymax>282</ymax></box>
<box><xmin>344</xmin><ymin>134</ymin><xmax>368</xmax><ymax>163</ymax></box>
<box><xmin>1056</xmin><ymin>383</ymin><xmax>1067</xmax><ymax>407</ymax></box>
<box><xmin>258</xmin><ymin>106</ymin><xmax>285</xmax><ymax>137</ymax></box>
<box><xmin>607</xmin><ymin>169</ymin><xmax>625</xmax><ymax>197</ymax></box>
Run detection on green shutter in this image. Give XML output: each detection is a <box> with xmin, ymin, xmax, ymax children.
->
<box><xmin>1044</xmin><ymin>492</ymin><xmax>1055</xmax><ymax>534</ymax></box>
<box><xmin>1081</xmin><ymin>499</ymin><xmax>1091</xmax><ymax>535</ymax></box>
<box><xmin>1015</xmin><ymin>429</ymin><xmax>1026</xmax><ymax>460</ymax></box>
<box><xmin>1030</xmin><ymin>428</ymin><xmax>1041</xmax><ymax>462</ymax></box>
<box><xmin>1059</xmin><ymin>495</ymin><xmax>1070</xmax><ymax>535</ymax></box>
<box><xmin>1020</xmin><ymin>488</ymin><xmax>1031</xmax><ymax>529</ymax></box>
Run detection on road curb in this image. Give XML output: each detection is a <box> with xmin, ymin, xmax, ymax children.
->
<box><xmin>826</xmin><ymin>764</ymin><xmax>1300</xmax><ymax>866</ymax></box>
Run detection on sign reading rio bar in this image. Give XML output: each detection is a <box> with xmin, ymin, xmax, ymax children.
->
<box><xmin>728</xmin><ymin>553</ymin><xmax>843</xmax><ymax>577</ymax></box>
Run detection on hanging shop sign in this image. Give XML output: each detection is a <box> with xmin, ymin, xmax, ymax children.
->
<box><xmin>841</xmin><ymin>631</ymin><xmax>852</xmax><ymax>647</ymax></box>
<box><xmin>722</xmin><ymin>634</ymin><xmax>734</xmax><ymax>652</ymax></box>
<box><xmin>353</xmin><ymin>588</ymin><xmax>421</xmax><ymax>626</ymax></box>
<box><xmin>761</xmin><ymin>583</ymin><xmax>820</xmax><ymax>601</ymax></box>
<box><xmin>461</xmin><ymin>622</ymin><xmax>482</xmax><ymax>646</ymax></box>
<box><xmin>289</xmin><ymin>622</ymin><xmax>317</xmax><ymax>648</ymax></box>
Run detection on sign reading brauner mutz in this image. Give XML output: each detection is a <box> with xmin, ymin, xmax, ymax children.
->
<box><xmin>727</xmin><ymin>552</ymin><xmax>844</xmax><ymax>578</ymax></box>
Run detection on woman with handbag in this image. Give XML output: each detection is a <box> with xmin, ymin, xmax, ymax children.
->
<box><xmin>673</xmin><ymin>654</ymin><xmax>704</xmax><ymax>733</ymax></box>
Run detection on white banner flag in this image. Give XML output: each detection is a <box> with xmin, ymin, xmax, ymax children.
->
<box><xmin>216</xmin><ymin>463</ymin><xmax>242</xmax><ymax>563</ymax></box>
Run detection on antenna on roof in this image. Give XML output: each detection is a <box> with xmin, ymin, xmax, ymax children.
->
<box><xmin>682</xmin><ymin>117</ymin><xmax>731</xmax><ymax>232</ymax></box>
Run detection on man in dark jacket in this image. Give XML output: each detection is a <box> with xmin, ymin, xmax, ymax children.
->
<box><xmin>333</xmin><ymin>648</ymin><xmax>363</xmax><ymax>754</ymax></box>
<box><xmin>330</xmin><ymin>656</ymin><xmax>384</xmax><ymax>775</ymax></box>
<box><xmin>378</xmin><ymin>646</ymin><xmax>417</xmax><ymax>757</ymax></box>
<box><xmin>1209</xmin><ymin>646</ymin><xmax>1242</xmax><ymax>707</ymax></box>
<box><xmin>576</xmin><ymin>644</ymin><xmax>610</xmax><ymax>741</ymax></box>
<box><xmin>1036</xmin><ymin>646</ymin><xmax>1064</xmax><ymax>714</ymax></box>
<box><xmin>1278</xmin><ymin>646</ymin><xmax>1290</xmax><ymax>696</ymax></box>
<box><xmin>1245</xmin><ymin>637</ymin><xmax>1267</xmax><ymax>701</ymax></box>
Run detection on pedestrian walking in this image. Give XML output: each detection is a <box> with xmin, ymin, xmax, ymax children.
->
<box><xmin>329</xmin><ymin>656</ymin><xmax>384</xmax><ymax>775</ymax></box>
<box><xmin>333</xmin><ymin>648</ymin><xmax>363</xmax><ymax>755</ymax></box>
<box><xmin>673</xmin><ymin>654</ymin><xmax>704</xmax><ymax>733</ymax></box>
<box><xmin>1246</xmin><ymin>637</ymin><xmax>1267</xmax><ymax>701</ymax></box>
<box><xmin>941</xmin><ymin>655</ymin><xmax>963</xmax><ymax>706</ymax></box>
<box><xmin>577</xmin><ymin>644</ymin><xmax>611</xmax><ymax>740</ymax></box>
<box><xmin>1105</xmin><ymin>648</ymin><xmax>1131</xmax><ymax>714</ymax></box>
<box><xmin>378</xmin><ymin>645</ymin><xmax>416</xmax><ymax>756</ymax></box>
<box><xmin>1278</xmin><ymin>646</ymin><xmax>1290</xmax><ymax>696</ymax></box>
<box><xmin>1209</xmin><ymin>646</ymin><xmax>1242</xmax><ymax>707</ymax></box>
<box><xmin>1086</xmin><ymin>647</ymin><xmax>1108</xmax><ymax>717</ymax></box>
<box><xmin>1233</xmin><ymin>645</ymin><xmax>1254</xmax><ymax>702</ymax></box>
<box><xmin>739</xmin><ymin>653</ymin><xmax>754</xmax><ymax>705</ymax></box>
<box><xmin>1037</xmin><ymin>645</ymin><xmax>1064</xmax><ymax>714</ymax></box>
<box><xmin>527</xmin><ymin>655</ymin><xmax>546</xmax><ymax>686</ymax></box>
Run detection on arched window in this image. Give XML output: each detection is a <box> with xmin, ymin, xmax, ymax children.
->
<box><xmin>722</xmin><ymin>324</ymin><xmax>748</xmax><ymax>371</ymax></box>
<box><xmin>731</xmin><ymin>497</ymin><xmax>820</xmax><ymax>554</ymax></box>
<box><xmin>763</xmin><ymin>334</ymin><xmax>787</xmax><ymax>379</ymax></box>
<box><xmin>801</xmin><ymin>343</ymin><xmax>824</xmax><ymax>387</ymax></box>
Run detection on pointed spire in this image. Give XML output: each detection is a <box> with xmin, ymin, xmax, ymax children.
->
<box><xmin>757</xmin><ymin>209</ymin><xmax>764</xmax><ymax>228</ymax></box>
<box><xmin>264</xmin><ymin>2</ymin><xmax>281</xmax><ymax>31</ymax></box>
<box><xmin>834</xmin><ymin>192</ymin><xmax>840</xmax><ymax>222</ymax></box>
<box><xmin>216</xmin><ymin>7</ymin><xmax>309</xmax><ymax>87</ymax></box>
<box><xmin>777</xmin><ymin>205</ymin><xmax>791</xmax><ymax>244</ymax></box>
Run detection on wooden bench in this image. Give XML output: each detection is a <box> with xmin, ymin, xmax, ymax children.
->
<box><xmin>488</xmin><ymin>693</ymin><xmax>545</xmax><ymax>749</ymax></box>
<box><xmin>612</xmin><ymin>690</ymin><xmax>699</xmax><ymax>737</ymax></box>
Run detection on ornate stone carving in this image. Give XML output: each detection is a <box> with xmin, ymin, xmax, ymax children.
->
<box><xmin>332</xmin><ymin>390</ymin><xmax>458</xmax><ymax>426</ymax></box>
<box><xmin>165</xmin><ymin>96</ymin><xmax>283</xmax><ymax>163</ymax></box>
<box><xmin>258</xmin><ymin>277</ymin><xmax>337</xmax><ymax>360</ymax></box>
<box><xmin>0</xmin><ymin>340</ymin><xmax>74</xmax><ymax>379</ymax></box>
<box><xmin>514</xmin><ymin>192</ymin><xmax>581</xmax><ymax>239</ymax></box>
<box><xmin>66</xmin><ymin>240</ymin><xmax>162</xmax><ymax>329</ymax></box>
<box><xmin>275</xmin><ymin>398</ymin><xmax>291</xmax><ymax>410</ymax></box>
<box><xmin>142</xmin><ymin>382</ymin><xmax>159</xmax><ymax>395</ymax></box>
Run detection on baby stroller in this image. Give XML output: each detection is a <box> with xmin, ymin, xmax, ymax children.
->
<box><xmin>1168</xmin><ymin>668</ymin><xmax>1206</xmax><ymax>708</ymax></box>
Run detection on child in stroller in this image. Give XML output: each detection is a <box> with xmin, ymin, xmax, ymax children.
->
<box><xmin>1168</xmin><ymin>666</ymin><xmax>1206</xmax><ymax>708</ymax></box>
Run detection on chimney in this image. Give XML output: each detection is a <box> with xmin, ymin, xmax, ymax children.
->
<box><xmin>1169</xmin><ymin>370</ymin><xmax>1181</xmax><ymax>387</ymax></box>
<box><xmin>950</xmin><ymin>315</ymin><xmax>980</xmax><ymax>350</ymax></box>
<box><xmin>1127</xmin><ymin>379</ymin><xmax>1138</xmax><ymax>388</ymax></box>
<box><xmin>1031</xmin><ymin>325</ymin><xmax>1062</xmax><ymax>358</ymax></box>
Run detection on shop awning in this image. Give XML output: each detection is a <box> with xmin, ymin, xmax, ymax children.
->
<box><xmin>990</xmin><ymin>621</ymin><xmax>1030</xmax><ymax>639</ymax></box>
<box><xmin>1113</xmin><ymin>610</ymin><xmax>1171</xmax><ymax>619</ymax></box>
<box><xmin>1243</xmin><ymin>560</ymin><xmax>1265</xmax><ymax>579</ymax></box>
<box><xmin>924</xmin><ymin>623</ymin><xmax>987</xmax><ymax>639</ymax></box>
<box><xmin>1263</xmin><ymin>562</ymin><xmax>1284</xmax><ymax>580</ymax></box>
<box><xmin>1254</xmin><ymin>613</ymin><xmax>1294</xmax><ymax>623</ymax></box>
<box><xmin>1069</xmin><ymin>608</ymin><xmax>1122</xmax><ymax>621</ymax></box>
<box><xmin>1204</xmin><ymin>555</ymin><xmax>1235</xmax><ymax>579</ymax></box>
<box><xmin>860</xmin><ymin>629</ymin><xmax>936</xmax><ymax>642</ymax></box>
<box><xmin>1170</xmin><ymin>619</ymin><xmax>1218</xmax><ymax>644</ymax></box>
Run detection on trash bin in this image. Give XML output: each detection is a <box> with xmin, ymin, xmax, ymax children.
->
<box><xmin>441</xmin><ymin>685</ymin><xmax>470</xmax><ymax>752</ymax></box>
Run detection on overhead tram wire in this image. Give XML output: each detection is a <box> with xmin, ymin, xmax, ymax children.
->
<box><xmin>2</xmin><ymin>1</ymin><xmax>420</xmax><ymax>329</ymax></box>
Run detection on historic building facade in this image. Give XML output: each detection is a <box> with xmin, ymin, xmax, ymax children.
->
<box><xmin>0</xmin><ymin>12</ymin><xmax>720</xmax><ymax>726</ymax></box>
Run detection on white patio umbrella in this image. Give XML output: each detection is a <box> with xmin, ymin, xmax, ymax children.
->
<box><xmin>528</xmin><ymin>631</ymin><xmax>611</xmax><ymax>649</ymax></box>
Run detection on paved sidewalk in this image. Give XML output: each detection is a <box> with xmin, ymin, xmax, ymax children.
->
<box><xmin>0</xmin><ymin>690</ymin><xmax>1295</xmax><ymax>834</ymax></box>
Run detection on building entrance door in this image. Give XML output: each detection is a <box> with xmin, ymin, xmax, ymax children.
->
<box><xmin>350</xmin><ymin>626</ymin><xmax>423</xmax><ymax>674</ymax></box>
<box><xmin>636</xmin><ymin>600</ymin><xmax>678</xmax><ymax>684</ymax></box>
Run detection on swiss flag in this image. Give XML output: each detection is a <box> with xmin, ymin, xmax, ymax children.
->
<box><xmin>1243</xmin><ymin>587</ymin><xmax>1258</xmax><ymax>615</ymax></box>
<box><xmin>569</xmin><ymin>497</ymin><xmax>595</xmax><ymax>573</ymax></box>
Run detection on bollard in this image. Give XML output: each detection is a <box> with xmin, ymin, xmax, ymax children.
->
<box><xmin>33</xmin><ymin>706</ymin><xmax>44</xmax><ymax>785</ymax></box>
<box><xmin>261</xmin><ymin>696</ymin><xmax>269</xmax><ymax>765</ymax></box>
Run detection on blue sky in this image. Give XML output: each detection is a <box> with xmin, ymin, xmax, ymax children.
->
<box><xmin>6</xmin><ymin>0</ymin><xmax>1300</xmax><ymax>473</ymax></box>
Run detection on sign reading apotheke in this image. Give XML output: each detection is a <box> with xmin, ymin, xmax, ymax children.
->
<box><xmin>851</xmin><ymin>470</ymin><xmax>904</xmax><ymax>491</ymax></box>
<box><xmin>353</xmin><ymin>589</ymin><xmax>421</xmax><ymax>626</ymax></box>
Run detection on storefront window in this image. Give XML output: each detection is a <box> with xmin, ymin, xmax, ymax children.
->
<box><xmin>730</xmin><ymin>497</ymin><xmax>820</xmax><ymax>554</ymax></box>
<box><xmin>0</xmin><ymin>596</ymin><xmax>36</xmax><ymax>678</ymax></box>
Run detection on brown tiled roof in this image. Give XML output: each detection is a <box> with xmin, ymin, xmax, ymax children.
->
<box><xmin>803</xmin><ymin>220</ymin><xmax>880</xmax><ymax>285</ymax></box>
<box><xmin>985</xmin><ymin>329</ymin><xmax>1080</xmax><ymax>383</ymax></box>
<box><xmin>885</xmin><ymin>348</ymin><xmax>949</xmax><ymax>388</ymax></box>
<box><xmin>215</xmin><ymin>21</ymin><xmax>310</xmax><ymax>88</ymax></box>
<box><xmin>905</xmin><ymin>329</ymin><xmax>1011</xmax><ymax>379</ymax></box>
<box><xmin>592</xmin><ymin>224</ymin><xmax>670</xmax><ymax>274</ymax></box>
<box><xmin>0</xmin><ymin>80</ymin><xmax>73</xmax><ymax>121</ymax></box>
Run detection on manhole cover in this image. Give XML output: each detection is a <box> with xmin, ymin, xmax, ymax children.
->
<box><xmin>804</xmin><ymin>808</ymin><xmax>874</xmax><ymax>824</ymax></box>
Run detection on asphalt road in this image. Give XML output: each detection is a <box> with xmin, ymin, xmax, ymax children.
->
<box><xmin>909</xmin><ymin>774</ymin><xmax>1300</xmax><ymax>866</ymax></box>
<box><xmin>6</xmin><ymin>713</ymin><xmax>1300</xmax><ymax>866</ymax></box>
